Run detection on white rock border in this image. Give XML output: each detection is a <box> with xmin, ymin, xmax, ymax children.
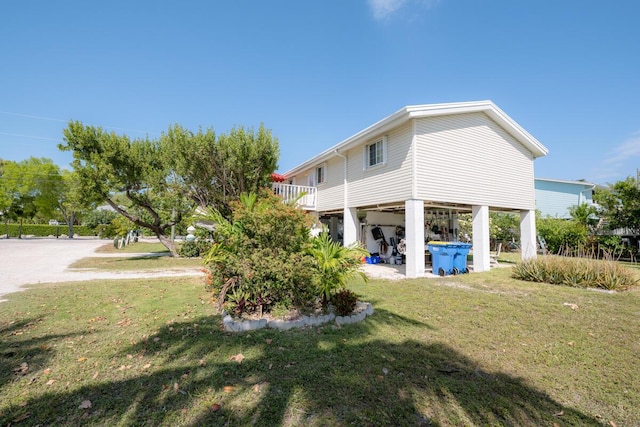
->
<box><xmin>222</xmin><ymin>301</ymin><xmax>374</xmax><ymax>332</ymax></box>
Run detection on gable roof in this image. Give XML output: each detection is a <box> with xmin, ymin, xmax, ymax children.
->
<box><xmin>284</xmin><ymin>100</ymin><xmax>548</xmax><ymax>177</ymax></box>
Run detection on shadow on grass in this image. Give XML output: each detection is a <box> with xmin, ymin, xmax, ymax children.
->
<box><xmin>1</xmin><ymin>310</ymin><xmax>604</xmax><ymax>426</ymax></box>
<box><xmin>0</xmin><ymin>318</ymin><xmax>81</xmax><ymax>389</ymax></box>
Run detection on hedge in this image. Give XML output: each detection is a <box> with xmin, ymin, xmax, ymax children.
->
<box><xmin>0</xmin><ymin>223</ymin><xmax>95</xmax><ymax>238</ymax></box>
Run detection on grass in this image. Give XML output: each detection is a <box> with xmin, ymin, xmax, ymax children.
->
<box><xmin>95</xmin><ymin>241</ymin><xmax>170</xmax><ymax>254</ymax></box>
<box><xmin>1</xmin><ymin>266</ymin><xmax>639</xmax><ymax>425</ymax></box>
<box><xmin>497</xmin><ymin>251</ymin><xmax>521</xmax><ymax>264</ymax></box>
<box><xmin>69</xmin><ymin>256</ymin><xmax>203</xmax><ymax>271</ymax></box>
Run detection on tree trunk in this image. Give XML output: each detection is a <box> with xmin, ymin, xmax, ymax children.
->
<box><xmin>18</xmin><ymin>218</ymin><xmax>23</xmax><ymax>239</ymax></box>
<box><xmin>157</xmin><ymin>231</ymin><xmax>179</xmax><ymax>257</ymax></box>
<box><xmin>67</xmin><ymin>214</ymin><xmax>75</xmax><ymax>239</ymax></box>
<box><xmin>4</xmin><ymin>219</ymin><xmax>8</xmax><ymax>239</ymax></box>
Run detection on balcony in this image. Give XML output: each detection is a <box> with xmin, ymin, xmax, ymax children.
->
<box><xmin>272</xmin><ymin>183</ymin><xmax>317</xmax><ymax>210</ymax></box>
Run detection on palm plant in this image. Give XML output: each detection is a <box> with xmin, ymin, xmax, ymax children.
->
<box><xmin>308</xmin><ymin>233</ymin><xmax>368</xmax><ymax>305</ymax></box>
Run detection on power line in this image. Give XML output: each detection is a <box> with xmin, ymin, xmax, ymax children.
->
<box><xmin>0</xmin><ymin>110</ymin><xmax>67</xmax><ymax>123</ymax></box>
<box><xmin>0</xmin><ymin>110</ymin><xmax>157</xmax><ymax>135</ymax></box>
<box><xmin>0</xmin><ymin>132</ymin><xmax>63</xmax><ymax>142</ymax></box>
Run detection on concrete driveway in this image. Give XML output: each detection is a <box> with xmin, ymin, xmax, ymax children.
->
<box><xmin>0</xmin><ymin>238</ymin><xmax>202</xmax><ymax>302</ymax></box>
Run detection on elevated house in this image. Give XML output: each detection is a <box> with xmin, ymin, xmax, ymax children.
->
<box><xmin>273</xmin><ymin>101</ymin><xmax>549</xmax><ymax>278</ymax></box>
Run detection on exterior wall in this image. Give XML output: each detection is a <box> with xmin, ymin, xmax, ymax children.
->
<box><xmin>415</xmin><ymin>113</ymin><xmax>535</xmax><ymax>210</ymax></box>
<box><xmin>289</xmin><ymin>156</ymin><xmax>345</xmax><ymax>212</ymax></box>
<box><xmin>344</xmin><ymin>122</ymin><xmax>414</xmax><ymax>207</ymax></box>
<box><xmin>316</xmin><ymin>156</ymin><xmax>345</xmax><ymax>212</ymax></box>
<box><xmin>535</xmin><ymin>180</ymin><xmax>594</xmax><ymax>218</ymax></box>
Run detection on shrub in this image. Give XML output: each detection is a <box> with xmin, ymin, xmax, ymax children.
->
<box><xmin>203</xmin><ymin>190</ymin><xmax>369</xmax><ymax>318</ymax></box>
<box><xmin>536</xmin><ymin>217</ymin><xmax>587</xmax><ymax>254</ymax></box>
<box><xmin>1</xmin><ymin>223</ymin><xmax>93</xmax><ymax>237</ymax></box>
<box><xmin>331</xmin><ymin>289</ymin><xmax>359</xmax><ymax>316</ymax></box>
<box><xmin>204</xmin><ymin>191</ymin><xmax>317</xmax><ymax>316</ymax></box>
<box><xmin>512</xmin><ymin>256</ymin><xmax>638</xmax><ymax>291</ymax></box>
<box><xmin>95</xmin><ymin>223</ymin><xmax>117</xmax><ymax>238</ymax></box>
<box><xmin>178</xmin><ymin>239</ymin><xmax>212</xmax><ymax>258</ymax></box>
<box><xmin>82</xmin><ymin>209</ymin><xmax>118</xmax><ymax>230</ymax></box>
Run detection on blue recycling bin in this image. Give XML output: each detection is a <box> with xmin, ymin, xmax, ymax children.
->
<box><xmin>427</xmin><ymin>242</ymin><xmax>455</xmax><ymax>276</ymax></box>
<box><xmin>452</xmin><ymin>242</ymin><xmax>472</xmax><ymax>274</ymax></box>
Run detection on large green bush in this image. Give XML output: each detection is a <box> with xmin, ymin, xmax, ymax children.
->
<box><xmin>203</xmin><ymin>191</ymin><xmax>366</xmax><ymax>318</ymax></box>
<box><xmin>536</xmin><ymin>217</ymin><xmax>587</xmax><ymax>254</ymax></box>
<box><xmin>512</xmin><ymin>256</ymin><xmax>638</xmax><ymax>290</ymax></box>
<box><xmin>178</xmin><ymin>239</ymin><xmax>213</xmax><ymax>258</ymax></box>
<box><xmin>82</xmin><ymin>209</ymin><xmax>118</xmax><ymax>230</ymax></box>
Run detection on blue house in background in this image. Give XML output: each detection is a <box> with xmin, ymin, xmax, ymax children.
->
<box><xmin>534</xmin><ymin>178</ymin><xmax>596</xmax><ymax>218</ymax></box>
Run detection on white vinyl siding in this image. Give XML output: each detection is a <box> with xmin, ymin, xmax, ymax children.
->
<box><xmin>345</xmin><ymin>123</ymin><xmax>413</xmax><ymax>207</ymax></box>
<box><xmin>414</xmin><ymin>113</ymin><xmax>535</xmax><ymax>210</ymax></box>
<box><xmin>315</xmin><ymin>156</ymin><xmax>345</xmax><ymax>212</ymax></box>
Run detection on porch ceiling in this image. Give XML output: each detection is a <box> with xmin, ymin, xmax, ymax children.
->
<box><xmin>319</xmin><ymin>201</ymin><xmax>522</xmax><ymax>215</ymax></box>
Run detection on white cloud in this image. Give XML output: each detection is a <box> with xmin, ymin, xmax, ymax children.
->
<box><xmin>603</xmin><ymin>132</ymin><xmax>640</xmax><ymax>166</ymax></box>
<box><xmin>590</xmin><ymin>132</ymin><xmax>640</xmax><ymax>183</ymax></box>
<box><xmin>368</xmin><ymin>0</ymin><xmax>438</xmax><ymax>21</ymax></box>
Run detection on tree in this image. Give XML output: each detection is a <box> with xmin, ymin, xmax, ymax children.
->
<box><xmin>594</xmin><ymin>176</ymin><xmax>640</xmax><ymax>235</ymax></box>
<box><xmin>60</xmin><ymin>121</ymin><xmax>279</xmax><ymax>255</ymax></box>
<box><xmin>162</xmin><ymin>123</ymin><xmax>279</xmax><ymax>215</ymax></box>
<box><xmin>568</xmin><ymin>203</ymin><xmax>599</xmax><ymax>230</ymax></box>
<box><xmin>56</xmin><ymin>170</ymin><xmax>91</xmax><ymax>237</ymax></box>
<box><xmin>0</xmin><ymin>158</ymin><xmax>61</xmax><ymax>238</ymax></box>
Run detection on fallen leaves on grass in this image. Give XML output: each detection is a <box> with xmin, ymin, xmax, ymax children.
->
<box><xmin>116</xmin><ymin>318</ymin><xmax>132</xmax><ymax>327</ymax></box>
<box><xmin>211</xmin><ymin>403</ymin><xmax>221</xmax><ymax>412</ymax></box>
<box><xmin>13</xmin><ymin>413</ymin><xmax>30</xmax><ymax>422</ymax></box>
<box><xmin>223</xmin><ymin>386</ymin><xmax>235</xmax><ymax>393</ymax></box>
<box><xmin>230</xmin><ymin>353</ymin><xmax>245</xmax><ymax>364</ymax></box>
<box><xmin>79</xmin><ymin>400</ymin><xmax>92</xmax><ymax>409</ymax></box>
<box><xmin>562</xmin><ymin>302</ymin><xmax>579</xmax><ymax>310</ymax></box>
<box><xmin>13</xmin><ymin>362</ymin><xmax>29</xmax><ymax>376</ymax></box>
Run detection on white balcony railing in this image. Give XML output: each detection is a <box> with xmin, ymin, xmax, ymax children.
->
<box><xmin>272</xmin><ymin>183</ymin><xmax>317</xmax><ymax>210</ymax></box>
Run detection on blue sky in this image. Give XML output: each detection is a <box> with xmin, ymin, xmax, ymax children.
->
<box><xmin>1</xmin><ymin>0</ymin><xmax>639</xmax><ymax>184</ymax></box>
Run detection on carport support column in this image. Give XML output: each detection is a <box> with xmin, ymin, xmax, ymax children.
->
<box><xmin>520</xmin><ymin>210</ymin><xmax>537</xmax><ymax>260</ymax></box>
<box><xmin>343</xmin><ymin>207</ymin><xmax>358</xmax><ymax>246</ymax></box>
<box><xmin>472</xmin><ymin>205</ymin><xmax>490</xmax><ymax>272</ymax></box>
<box><xmin>405</xmin><ymin>200</ymin><xmax>425</xmax><ymax>278</ymax></box>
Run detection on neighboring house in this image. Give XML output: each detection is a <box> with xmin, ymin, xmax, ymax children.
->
<box><xmin>534</xmin><ymin>178</ymin><xmax>596</xmax><ymax>218</ymax></box>
<box><xmin>274</xmin><ymin>101</ymin><xmax>549</xmax><ymax>278</ymax></box>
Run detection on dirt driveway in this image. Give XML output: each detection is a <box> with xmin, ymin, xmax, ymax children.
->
<box><xmin>0</xmin><ymin>238</ymin><xmax>202</xmax><ymax>302</ymax></box>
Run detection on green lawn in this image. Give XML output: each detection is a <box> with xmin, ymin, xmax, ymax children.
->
<box><xmin>69</xmin><ymin>256</ymin><xmax>203</xmax><ymax>271</ymax></box>
<box><xmin>1</xmin><ymin>265</ymin><xmax>638</xmax><ymax>426</ymax></box>
<box><xmin>95</xmin><ymin>241</ymin><xmax>171</xmax><ymax>254</ymax></box>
